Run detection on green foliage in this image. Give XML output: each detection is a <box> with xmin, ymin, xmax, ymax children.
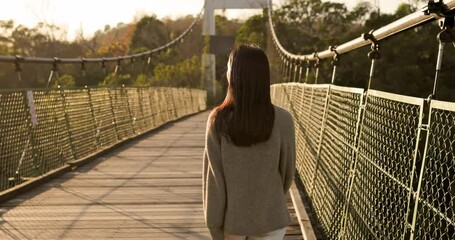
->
<box><xmin>236</xmin><ymin>14</ymin><xmax>267</xmax><ymax>48</ymax></box>
<box><xmin>267</xmin><ymin>0</ymin><xmax>455</xmax><ymax>101</ymax></box>
<box><xmin>0</xmin><ymin>20</ymin><xmax>86</xmax><ymax>89</ymax></box>
<box><xmin>51</xmin><ymin>74</ymin><xmax>76</xmax><ymax>88</ymax></box>
<box><xmin>273</xmin><ymin>0</ymin><xmax>373</xmax><ymax>54</ymax></box>
<box><xmin>153</xmin><ymin>55</ymin><xmax>201</xmax><ymax>88</ymax></box>
<box><xmin>0</xmin><ymin>0</ymin><xmax>450</xmax><ymax>101</ymax></box>
<box><xmin>215</xmin><ymin>16</ymin><xmax>241</xmax><ymax>36</ymax></box>
<box><xmin>99</xmin><ymin>73</ymin><xmax>133</xmax><ymax>87</ymax></box>
<box><xmin>130</xmin><ymin>16</ymin><xmax>169</xmax><ymax>52</ymax></box>
<box><xmin>133</xmin><ymin>74</ymin><xmax>151</xmax><ymax>87</ymax></box>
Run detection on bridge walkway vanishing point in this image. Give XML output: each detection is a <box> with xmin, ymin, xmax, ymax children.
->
<box><xmin>0</xmin><ymin>111</ymin><xmax>305</xmax><ymax>240</ymax></box>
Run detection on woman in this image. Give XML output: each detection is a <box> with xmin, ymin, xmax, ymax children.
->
<box><xmin>202</xmin><ymin>44</ymin><xmax>296</xmax><ymax>240</ymax></box>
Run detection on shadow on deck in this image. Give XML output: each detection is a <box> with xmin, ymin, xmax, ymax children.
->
<box><xmin>0</xmin><ymin>111</ymin><xmax>303</xmax><ymax>239</ymax></box>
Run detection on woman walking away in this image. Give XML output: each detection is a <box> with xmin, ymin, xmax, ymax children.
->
<box><xmin>202</xmin><ymin>44</ymin><xmax>296</xmax><ymax>240</ymax></box>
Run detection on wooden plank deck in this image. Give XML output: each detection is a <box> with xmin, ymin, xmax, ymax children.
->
<box><xmin>0</xmin><ymin>111</ymin><xmax>303</xmax><ymax>239</ymax></box>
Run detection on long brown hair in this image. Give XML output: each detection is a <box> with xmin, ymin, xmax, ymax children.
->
<box><xmin>210</xmin><ymin>44</ymin><xmax>275</xmax><ymax>147</ymax></box>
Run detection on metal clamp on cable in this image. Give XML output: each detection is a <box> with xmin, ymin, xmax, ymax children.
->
<box><xmin>46</xmin><ymin>57</ymin><xmax>61</xmax><ymax>88</ymax></box>
<box><xmin>313</xmin><ymin>52</ymin><xmax>320</xmax><ymax>68</ymax></box>
<box><xmin>424</xmin><ymin>0</ymin><xmax>455</xmax><ymax>43</ymax></box>
<box><xmin>14</xmin><ymin>55</ymin><xmax>23</xmax><ymax>71</ymax></box>
<box><xmin>362</xmin><ymin>30</ymin><xmax>381</xmax><ymax>60</ymax></box>
<box><xmin>53</xmin><ymin>57</ymin><xmax>61</xmax><ymax>81</ymax></box>
<box><xmin>52</xmin><ymin>57</ymin><xmax>61</xmax><ymax>72</ymax></box>
<box><xmin>141</xmin><ymin>54</ymin><xmax>147</xmax><ymax>61</ymax></box>
<box><xmin>313</xmin><ymin>53</ymin><xmax>321</xmax><ymax>84</ymax></box>
<box><xmin>81</xmin><ymin>57</ymin><xmax>87</xmax><ymax>76</ymax></box>
<box><xmin>101</xmin><ymin>57</ymin><xmax>107</xmax><ymax>74</ymax></box>
<box><xmin>147</xmin><ymin>53</ymin><xmax>153</xmax><ymax>64</ymax></box>
<box><xmin>362</xmin><ymin>31</ymin><xmax>380</xmax><ymax>90</ymax></box>
<box><xmin>425</xmin><ymin>0</ymin><xmax>449</xmax><ymax>17</ymax></box>
<box><xmin>296</xmin><ymin>58</ymin><xmax>305</xmax><ymax>83</ymax></box>
<box><xmin>302</xmin><ymin>57</ymin><xmax>311</xmax><ymax>84</ymax></box>
<box><xmin>438</xmin><ymin>14</ymin><xmax>455</xmax><ymax>44</ymax></box>
<box><xmin>115</xmin><ymin>58</ymin><xmax>122</xmax><ymax>74</ymax></box>
<box><xmin>425</xmin><ymin>1</ymin><xmax>455</xmax><ymax>101</ymax></box>
<box><xmin>15</xmin><ymin>55</ymin><xmax>23</xmax><ymax>82</ymax></box>
<box><xmin>329</xmin><ymin>46</ymin><xmax>339</xmax><ymax>66</ymax></box>
<box><xmin>329</xmin><ymin>46</ymin><xmax>339</xmax><ymax>84</ymax></box>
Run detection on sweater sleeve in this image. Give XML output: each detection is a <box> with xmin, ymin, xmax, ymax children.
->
<box><xmin>279</xmin><ymin>112</ymin><xmax>296</xmax><ymax>194</ymax></box>
<box><xmin>202</xmin><ymin>115</ymin><xmax>226</xmax><ymax>240</ymax></box>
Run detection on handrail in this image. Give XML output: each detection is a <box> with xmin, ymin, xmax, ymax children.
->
<box><xmin>0</xmin><ymin>6</ymin><xmax>204</xmax><ymax>65</ymax></box>
<box><xmin>268</xmin><ymin>0</ymin><xmax>455</xmax><ymax>62</ymax></box>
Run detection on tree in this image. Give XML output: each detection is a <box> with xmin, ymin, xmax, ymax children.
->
<box><xmin>266</xmin><ymin>0</ymin><xmax>455</xmax><ymax>101</ymax></box>
<box><xmin>164</xmin><ymin>16</ymin><xmax>204</xmax><ymax>60</ymax></box>
<box><xmin>51</xmin><ymin>74</ymin><xmax>76</xmax><ymax>88</ymax></box>
<box><xmin>236</xmin><ymin>14</ymin><xmax>267</xmax><ymax>48</ymax></box>
<box><xmin>133</xmin><ymin>74</ymin><xmax>151</xmax><ymax>87</ymax></box>
<box><xmin>99</xmin><ymin>73</ymin><xmax>133</xmax><ymax>87</ymax></box>
<box><xmin>152</xmin><ymin>55</ymin><xmax>201</xmax><ymax>88</ymax></box>
<box><xmin>273</xmin><ymin>0</ymin><xmax>372</xmax><ymax>54</ymax></box>
<box><xmin>129</xmin><ymin>15</ymin><xmax>170</xmax><ymax>52</ymax></box>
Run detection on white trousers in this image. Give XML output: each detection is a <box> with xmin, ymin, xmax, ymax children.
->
<box><xmin>224</xmin><ymin>227</ymin><xmax>287</xmax><ymax>240</ymax></box>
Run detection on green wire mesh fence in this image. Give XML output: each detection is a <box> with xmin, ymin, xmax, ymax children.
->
<box><xmin>0</xmin><ymin>87</ymin><xmax>207</xmax><ymax>192</ymax></box>
<box><xmin>412</xmin><ymin>100</ymin><xmax>455</xmax><ymax>240</ymax></box>
<box><xmin>271</xmin><ymin>83</ymin><xmax>454</xmax><ymax>240</ymax></box>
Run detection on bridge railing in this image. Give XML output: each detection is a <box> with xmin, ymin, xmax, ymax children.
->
<box><xmin>271</xmin><ymin>83</ymin><xmax>454</xmax><ymax>239</ymax></box>
<box><xmin>268</xmin><ymin>0</ymin><xmax>455</xmax><ymax>238</ymax></box>
<box><xmin>0</xmin><ymin>86</ymin><xmax>207</xmax><ymax>192</ymax></box>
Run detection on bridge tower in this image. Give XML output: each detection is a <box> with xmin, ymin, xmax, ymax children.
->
<box><xmin>203</xmin><ymin>0</ymin><xmax>268</xmax><ymax>102</ymax></box>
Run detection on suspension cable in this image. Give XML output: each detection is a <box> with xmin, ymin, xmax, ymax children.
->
<box><xmin>267</xmin><ymin>0</ymin><xmax>455</xmax><ymax>62</ymax></box>
<box><xmin>0</xmin><ymin>6</ymin><xmax>204</xmax><ymax>65</ymax></box>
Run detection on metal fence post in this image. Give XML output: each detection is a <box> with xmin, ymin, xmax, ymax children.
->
<box><xmin>87</xmin><ymin>88</ymin><xmax>100</xmax><ymax>148</ymax></box>
<box><xmin>308</xmin><ymin>85</ymin><xmax>331</xmax><ymax>196</ymax></box>
<box><xmin>137</xmin><ymin>88</ymin><xmax>145</xmax><ymax>132</ymax></box>
<box><xmin>60</xmin><ymin>88</ymin><xmax>77</xmax><ymax>160</ymax></box>
<box><xmin>20</xmin><ymin>91</ymin><xmax>39</xmax><ymax>178</ymax></box>
<box><xmin>108</xmin><ymin>88</ymin><xmax>120</xmax><ymax>142</ymax></box>
<box><xmin>124</xmin><ymin>86</ymin><xmax>136</xmax><ymax>135</ymax></box>
<box><xmin>148</xmin><ymin>88</ymin><xmax>157</xmax><ymax>128</ymax></box>
<box><xmin>169</xmin><ymin>88</ymin><xmax>178</xmax><ymax>119</ymax></box>
<box><xmin>337</xmin><ymin>89</ymin><xmax>366</xmax><ymax>239</ymax></box>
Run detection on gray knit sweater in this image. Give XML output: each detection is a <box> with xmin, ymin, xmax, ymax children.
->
<box><xmin>202</xmin><ymin>105</ymin><xmax>296</xmax><ymax>239</ymax></box>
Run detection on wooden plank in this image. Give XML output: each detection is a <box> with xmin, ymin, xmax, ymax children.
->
<box><xmin>0</xmin><ymin>111</ymin><xmax>306</xmax><ymax>239</ymax></box>
<box><xmin>290</xmin><ymin>182</ymin><xmax>317</xmax><ymax>240</ymax></box>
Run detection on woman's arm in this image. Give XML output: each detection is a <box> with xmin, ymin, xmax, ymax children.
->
<box><xmin>202</xmin><ymin>115</ymin><xmax>226</xmax><ymax>240</ymax></box>
<box><xmin>279</xmin><ymin>112</ymin><xmax>296</xmax><ymax>194</ymax></box>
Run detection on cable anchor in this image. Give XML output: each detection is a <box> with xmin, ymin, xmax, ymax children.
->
<box><xmin>14</xmin><ymin>55</ymin><xmax>23</xmax><ymax>82</ymax></box>
<box><xmin>329</xmin><ymin>46</ymin><xmax>340</xmax><ymax>66</ymax></box>
<box><xmin>100</xmin><ymin>57</ymin><xmax>106</xmax><ymax>74</ymax></box>
<box><xmin>304</xmin><ymin>57</ymin><xmax>311</xmax><ymax>84</ymax></box>
<box><xmin>313</xmin><ymin>52</ymin><xmax>321</xmax><ymax>68</ymax></box>
<box><xmin>363</xmin><ymin>30</ymin><xmax>381</xmax><ymax>60</ymax></box>
<box><xmin>437</xmin><ymin>13</ymin><xmax>455</xmax><ymax>44</ymax></box>
<box><xmin>425</xmin><ymin>0</ymin><xmax>455</xmax><ymax>44</ymax></box>
<box><xmin>80</xmin><ymin>58</ymin><xmax>87</xmax><ymax>77</ymax></box>
<box><xmin>47</xmin><ymin>57</ymin><xmax>61</xmax><ymax>88</ymax></box>
<box><xmin>297</xmin><ymin>58</ymin><xmax>305</xmax><ymax>83</ymax></box>
<box><xmin>424</xmin><ymin>0</ymin><xmax>449</xmax><ymax>17</ymax></box>
<box><xmin>423</xmin><ymin>1</ymin><xmax>455</xmax><ymax>101</ymax></box>
<box><xmin>313</xmin><ymin>53</ymin><xmax>320</xmax><ymax>84</ymax></box>
<box><xmin>329</xmin><ymin>46</ymin><xmax>339</xmax><ymax>84</ymax></box>
<box><xmin>115</xmin><ymin>58</ymin><xmax>122</xmax><ymax>75</ymax></box>
<box><xmin>362</xmin><ymin>31</ymin><xmax>380</xmax><ymax>90</ymax></box>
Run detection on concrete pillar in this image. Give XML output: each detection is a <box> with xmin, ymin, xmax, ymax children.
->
<box><xmin>202</xmin><ymin>0</ymin><xmax>268</xmax><ymax>104</ymax></box>
<box><xmin>203</xmin><ymin>0</ymin><xmax>217</xmax><ymax>102</ymax></box>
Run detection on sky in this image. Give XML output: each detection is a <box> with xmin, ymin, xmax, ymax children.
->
<box><xmin>0</xmin><ymin>0</ymin><xmax>416</xmax><ymax>40</ymax></box>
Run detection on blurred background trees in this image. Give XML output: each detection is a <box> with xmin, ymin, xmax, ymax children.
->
<box><xmin>0</xmin><ymin>0</ymin><xmax>453</xmax><ymax>101</ymax></box>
